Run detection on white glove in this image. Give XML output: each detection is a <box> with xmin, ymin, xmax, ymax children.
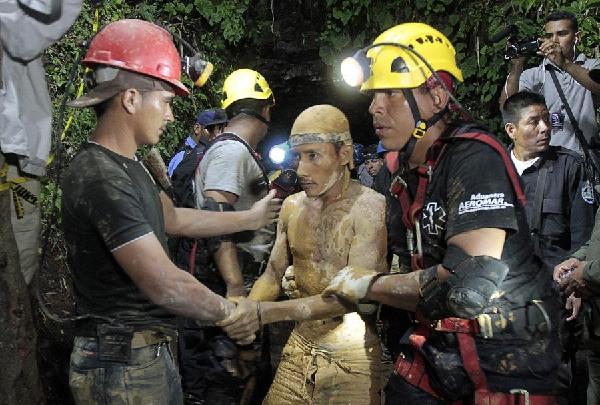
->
<box><xmin>322</xmin><ymin>266</ymin><xmax>381</xmax><ymax>304</ymax></box>
<box><xmin>281</xmin><ymin>265</ymin><xmax>301</xmax><ymax>299</ymax></box>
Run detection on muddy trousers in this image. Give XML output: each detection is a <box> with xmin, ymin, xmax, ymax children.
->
<box><xmin>263</xmin><ymin>330</ymin><xmax>383</xmax><ymax>405</ymax></box>
<box><xmin>69</xmin><ymin>336</ymin><xmax>182</xmax><ymax>405</ymax></box>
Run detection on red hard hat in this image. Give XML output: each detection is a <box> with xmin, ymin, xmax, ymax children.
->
<box><xmin>83</xmin><ymin>19</ymin><xmax>189</xmax><ymax>96</ymax></box>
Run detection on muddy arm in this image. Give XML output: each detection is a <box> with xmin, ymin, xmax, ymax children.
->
<box><xmin>260</xmin><ymin>193</ymin><xmax>388</xmax><ymax>324</ymax></box>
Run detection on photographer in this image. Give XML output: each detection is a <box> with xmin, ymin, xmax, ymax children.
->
<box><xmin>499</xmin><ymin>10</ymin><xmax>600</xmax><ymax>153</ymax></box>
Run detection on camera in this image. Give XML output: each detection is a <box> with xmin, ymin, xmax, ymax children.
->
<box><xmin>490</xmin><ymin>24</ymin><xmax>540</xmax><ymax>60</ymax></box>
<box><xmin>505</xmin><ymin>38</ymin><xmax>540</xmax><ymax>59</ymax></box>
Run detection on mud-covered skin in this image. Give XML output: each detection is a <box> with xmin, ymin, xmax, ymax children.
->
<box><xmin>288</xmin><ymin>182</ymin><xmax>385</xmax><ymax>294</ymax></box>
<box><xmin>286</xmin><ymin>181</ymin><xmax>386</xmax><ymax>337</ymax></box>
<box><xmin>250</xmin><ymin>180</ymin><xmax>389</xmax><ymax>404</ymax></box>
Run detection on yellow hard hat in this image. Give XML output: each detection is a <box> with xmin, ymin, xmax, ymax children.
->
<box><xmin>361</xmin><ymin>22</ymin><xmax>463</xmax><ymax>91</ymax></box>
<box><xmin>221</xmin><ymin>68</ymin><xmax>274</xmax><ymax>109</ymax></box>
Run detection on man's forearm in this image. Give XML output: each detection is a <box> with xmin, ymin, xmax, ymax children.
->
<box><xmin>174</xmin><ymin>207</ymin><xmax>256</xmax><ymax>238</ymax></box>
<box><xmin>152</xmin><ymin>266</ymin><xmax>235</xmax><ymax>321</ymax></box>
<box><xmin>160</xmin><ymin>192</ymin><xmax>258</xmax><ymax>238</ymax></box>
<box><xmin>500</xmin><ymin>67</ymin><xmax>522</xmax><ymax>105</ymax></box>
<box><xmin>260</xmin><ymin>296</ymin><xmax>348</xmax><ymax>324</ymax></box>
<box><xmin>213</xmin><ymin>242</ymin><xmax>245</xmax><ymax>297</ymax></box>
<box><xmin>113</xmin><ymin>234</ymin><xmax>236</xmax><ymax>322</ymax></box>
<box><xmin>366</xmin><ymin>271</ymin><xmax>421</xmax><ymax>311</ymax></box>
<box><xmin>249</xmin><ymin>271</ymin><xmax>281</xmax><ymax>302</ymax></box>
<box><xmin>583</xmin><ymin>260</ymin><xmax>600</xmax><ymax>291</ymax></box>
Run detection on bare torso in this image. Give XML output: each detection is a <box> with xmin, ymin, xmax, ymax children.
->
<box><xmin>283</xmin><ymin>181</ymin><xmax>387</xmax><ymax>344</ymax></box>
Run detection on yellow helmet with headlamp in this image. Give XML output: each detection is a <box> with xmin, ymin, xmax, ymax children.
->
<box><xmin>341</xmin><ymin>22</ymin><xmax>463</xmax><ymax>91</ymax></box>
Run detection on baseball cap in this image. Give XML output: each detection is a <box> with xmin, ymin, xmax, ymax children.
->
<box><xmin>363</xmin><ymin>144</ymin><xmax>380</xmax><ymax>161</ymax></box>
<box><xmin>196</xmin><ymin>108</ymin><xmax>228</xmax><ymax>127</ymax></box>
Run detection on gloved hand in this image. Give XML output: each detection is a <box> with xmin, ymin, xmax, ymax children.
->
<box><xmin>322</xmin><ymin>266</ymin><xmax>382</xmax><ymax>304</ymax></box>
<box><xmin>281</xmin><ymin>265</ymin><xmax>301</xmax><ymax>299</ymax></box>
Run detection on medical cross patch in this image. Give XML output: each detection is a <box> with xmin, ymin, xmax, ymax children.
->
<box><xmin>422</xmin><ymin>202</ymin><xmax>447</xmax><ymax>235</ymax></box>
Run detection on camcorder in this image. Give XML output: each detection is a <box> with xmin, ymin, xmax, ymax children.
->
<box><xmin>491</xmin><ymin>24</ymin><xmax>540</xmax><ymax>59</ymax></box>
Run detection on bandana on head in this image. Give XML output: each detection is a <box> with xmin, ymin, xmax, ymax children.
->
<box><xmin>289</xmin><ymin>131</ymin><xmax>352</xmax><ymax>147</ymax></box>
<box><xmin>289</xmin><ymin>105</ymin><xmax>355</xmax><ymax>169</ymax></box>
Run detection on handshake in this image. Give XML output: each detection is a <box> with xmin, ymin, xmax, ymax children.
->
<box><xmin>217</xmin><ymin>265</ymin><xmax>383</xmax><ymax>345</ymax></box>
<box><xmin>217</xmin><ymin>296</ymin><xmax>262</xmax><ymax>346</ymax></box>
<box><xmin>216</xmin><ymin>265</ymin><xmax>301</xmax><ymax>345</ymax></box>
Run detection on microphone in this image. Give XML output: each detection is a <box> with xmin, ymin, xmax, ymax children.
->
<box><xmin>490</xmin><ymin>24</ymin><xmax>517</xmax><ymax>43</ymax></box>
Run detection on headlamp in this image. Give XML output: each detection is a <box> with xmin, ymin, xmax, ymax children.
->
<box><xmin>184</xmin><ymin>54</ymin><xmax>214</xmax><ymax>87</ymax></box>
<box><xmin>341</xmin><ymin>49</ymin><xmax>370</xmax><ymax>88</ymax></box>
<box><xmin>268</xmin><ymin>142</ymin><xmax>290</xmax><ymax>165</ymax></box>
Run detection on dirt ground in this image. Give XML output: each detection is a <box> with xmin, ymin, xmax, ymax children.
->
<box><xmin>35</xmin><ymin>253</ymin><xmax>77</xmax><ymax>405</ymax></box>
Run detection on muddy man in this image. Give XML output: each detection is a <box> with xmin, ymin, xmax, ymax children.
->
<box><xmin>218</xmin><ymin>104</ymin><xmax>390</xmax><ymax>404</ymax></box>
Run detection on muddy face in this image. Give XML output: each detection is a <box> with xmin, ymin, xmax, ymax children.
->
<box><xmin>292</xmin><ymin>143</ymin><xmax>347</xmax><ymax>199</ymax></box>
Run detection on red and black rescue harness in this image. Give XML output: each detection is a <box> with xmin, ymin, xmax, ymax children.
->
<box><xmin>389</xmin><ymin>127</ymin><xmax>554</xmax><ymax>405</ymax></box>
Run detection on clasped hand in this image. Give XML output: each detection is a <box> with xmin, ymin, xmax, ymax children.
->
<box><xmin>217</xmin><ymin>296</ymin><xmax>260</xmax><ymax>345</ymax></box>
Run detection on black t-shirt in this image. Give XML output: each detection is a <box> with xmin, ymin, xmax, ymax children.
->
<box><xmin>395</xmin><ymin>135</ymin><xmax>559</xmax><ymax>393</ymax></box>
<box><xmin>61</xmin><ymin>143</ymin><xmax>175</xmax><ymax>334</ymax></box>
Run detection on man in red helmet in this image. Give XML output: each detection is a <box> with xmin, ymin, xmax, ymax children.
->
<box><xmin>61</xmin><ymin>19</ymin><xmax>278</xmax><ymax>404</ymax></box>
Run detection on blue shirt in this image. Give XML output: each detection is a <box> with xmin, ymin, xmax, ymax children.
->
<box><xmin>167</xmin><ymin>136</ymin><xmax>197</xmax><ymax>177</ymax></box>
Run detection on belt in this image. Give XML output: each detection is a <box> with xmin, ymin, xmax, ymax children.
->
<box><xmin>474</xmin><ymin>389</ymin><xmax>555</xmax><ymax>405</ymax></box>
<box><xmin>474</xmin><ymin>300</ymin><xmax>551</xmax><ymax>339</ymax></box>
<box><xmin>78</xmin><ymin>329</ymin><xmax>171</xmax><ymax>349</ymax></box>
<box><xmin>395</xmin><ymin>324</ymin><xmax>556</xmax><ymax>405</ymax></box>
<box><xmin>426</xmin><ymin>301</ymin><xmax>551</xmax><ymax>339</ymax></box>
<box><xmin>130</xmin><ymin>330</ymin><xmax>170</xmax><ymax>349</ymax></box>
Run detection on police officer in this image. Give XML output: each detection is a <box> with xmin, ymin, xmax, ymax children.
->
<box><xmin>325</xmin><ymin>22</ymin><xmax>560</xmax><ymax>404</ymax></box>
<box><xmin>503</xmin><ymin>91</ymin><xmax>595</xmax><ymax>269</ymax></box>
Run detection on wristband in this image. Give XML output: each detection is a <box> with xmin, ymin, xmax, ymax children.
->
<box><xmin>256</xmin><ymin>301</ymin><xmax>262</xmax><ymax>329</ymax></box>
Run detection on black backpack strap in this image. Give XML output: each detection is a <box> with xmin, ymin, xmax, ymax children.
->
<box><xmin>206</xmin><ymin>132</ymin><xmax>270</xmax><ymax>185</ymax></box>
<box><xmin>547</xmin><ymin>66</ymin><xmax>591</xmax><ymax>152</ymax></box>
<box><xmin>548</xmin><ymin>66</ymin><xmax>600</xmax><ymax>199</ymax></box>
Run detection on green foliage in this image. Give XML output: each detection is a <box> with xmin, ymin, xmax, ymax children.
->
<box><xmin>41</xmin><ymin>0</ymin><xmax>272</xmax><ymax>225</ymax></box>
<box><xmin>319</xmin><ymin>0</ymin><xmax>600</xmax><ymax>133</ymax></box>
<box><xmin>41</xmin><ymin>0</ymin><xmax>600</xmax><ymax>243</ymax></box>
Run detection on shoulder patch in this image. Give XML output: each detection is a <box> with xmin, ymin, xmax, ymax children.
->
<box><xmin>582</xmin><ymin>180</ymin><xmax>595</xmax><ymax>205</ymax></box>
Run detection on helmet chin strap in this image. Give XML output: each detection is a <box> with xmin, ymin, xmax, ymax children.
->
<box><xmin>239</xmin><ymin>108</ymin><xmax>271</xmax><ymax>125</ymax></box>
<box><xmin>397</xmin><ymin>88</ymin><xmax>449</xmax><ymax>172</ymax></box>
